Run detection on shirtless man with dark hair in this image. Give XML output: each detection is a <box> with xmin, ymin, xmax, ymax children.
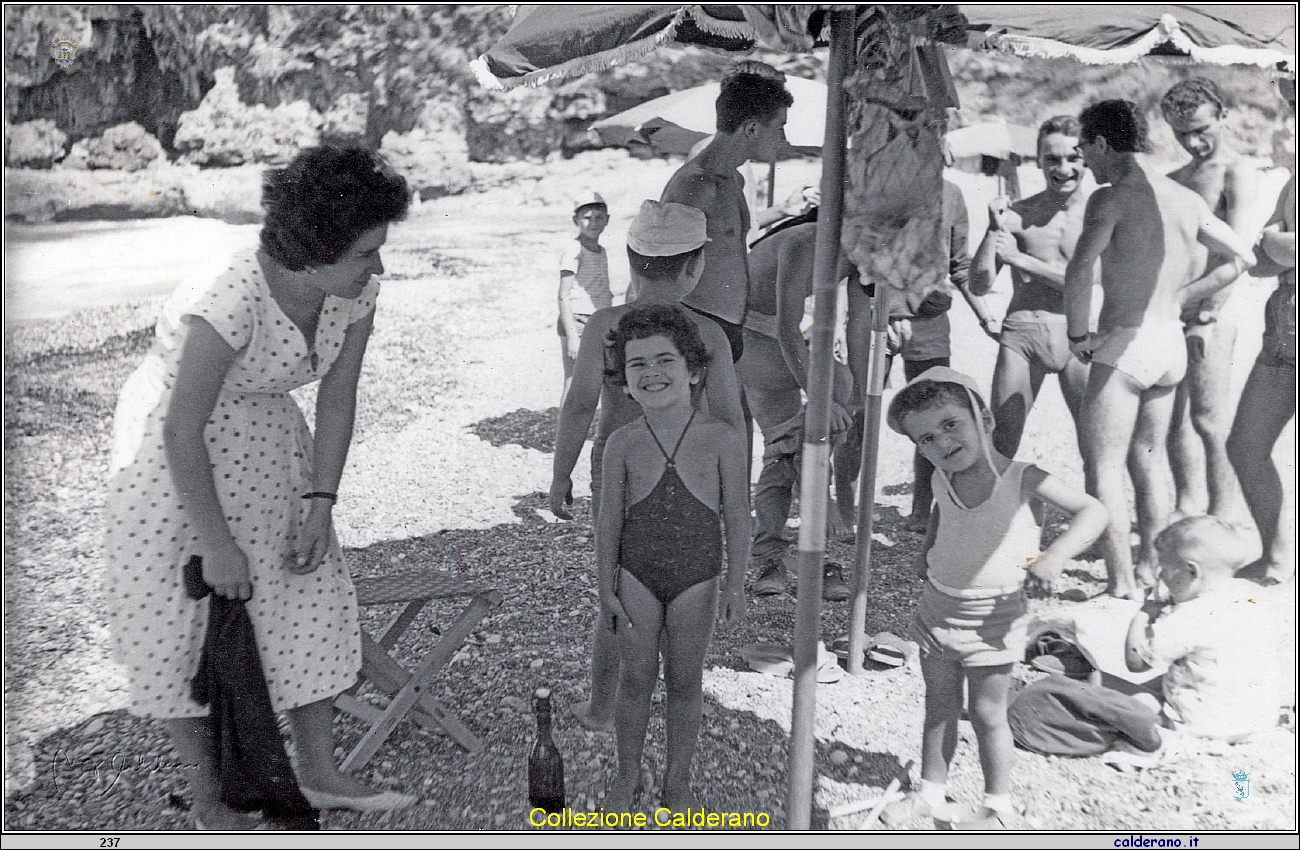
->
<box><xmin>1161</xmin><ymin>77</ymin><xmax>1258</xmax><ymax>523</ymax></box>
<box><xmin>660</xmin><ymin>72</ymin><xmax>794</xmax><ymax>363</ymax></box>
<box><xmin>972</xmin><ymin>115</ymin><xmax>1093</xmax><ymax>460</ymax></box>
<box><xmin>1064</xmin><ymin>99</ymin><xmax>1256</xmax><ymax>600</ymax></box>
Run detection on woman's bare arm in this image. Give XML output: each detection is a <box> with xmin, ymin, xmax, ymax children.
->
<box><xmin>163</xmin><ymin>317</ymin><xmax>246</xmax><ymax>598</ymax></box>
<box><xmin>294</xmin><ymin>308</ymin><xmax>374</xmax><ymax>572</ymax></box>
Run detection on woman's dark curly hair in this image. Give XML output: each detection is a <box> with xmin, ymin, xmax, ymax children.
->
<box><xmin>260</xmin><ymin>146</ymin><xmax>410</xmax><ymax>271</ymax></box>
<box><xmin>604</xmin><ymin>304</ymin><xmax>712</xmax><ymax>388</ymax></box>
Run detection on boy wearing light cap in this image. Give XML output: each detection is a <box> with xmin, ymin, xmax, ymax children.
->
<box><xmin>882</xmin><ymin>367</ymin><xmax>1106</xmax><ymax>828</ymax></box>
<box><xmin>550</xmin><ymin>200</ymin><xmax>745</xmax><ymax>731</ymax></box>
<box><xmin>558</xmin><ymin>192</ymin><xmax>613</xmax><ymax>404</ymax></box>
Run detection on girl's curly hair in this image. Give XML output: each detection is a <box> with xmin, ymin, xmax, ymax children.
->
<box><xmin>604</xmin><ymin>304</ymin><xmax>712</xmax><ymax>388</ymax></box>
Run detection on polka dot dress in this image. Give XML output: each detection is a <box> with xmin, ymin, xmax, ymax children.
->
<box><xmin>105</xmin><ymin>250</ymin><xmax>377</xmax><ymax>719</ymax></box>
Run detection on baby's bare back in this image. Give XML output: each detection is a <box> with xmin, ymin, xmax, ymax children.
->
<box><xmin>1098</xmin><ymin>167</ymin><xmax>1206</xmax><ymax>330</ymax></box>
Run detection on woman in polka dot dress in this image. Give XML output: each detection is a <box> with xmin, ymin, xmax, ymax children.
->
<box><xmin>105</xmin><ymin>147</ymin><xmax>412</xmax><ymax>827</ymax></box>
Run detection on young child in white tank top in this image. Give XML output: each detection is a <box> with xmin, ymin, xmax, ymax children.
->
<box><xmin>883</xmin><ymin>367</ymin><xmax>1108</xmax><ymax>828</ymax></box>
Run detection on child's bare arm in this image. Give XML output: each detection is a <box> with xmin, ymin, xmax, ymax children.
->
<box><xmin>912</xmin><ymin>504</ymin><xmax>939</xmax><ymax>579</ymax></box>
<box><xmin>558</xmin><ymin>271</ymin><xmax>581</xmax><ymax>359</ymax></box>
<box><xmin>1124</xmin><ymin>599</ymin><xmax>1166</xmax><ymax>672</ymax></box>
<box><xmin>717</xmin><ymin>424</ymin><xmax>750</xmax><ymax>627</ymax></box>
<box><xmin>596</xmin><ymin>432</ymin><xmax>630</xmax><ymax>630</ymax></box>
<box><xmin>1024</xmin><ymin>467</ymin><xmax>1108</xmax><ymax>589</ymax></box>
<box><xmin>551</xmin><ymin>312</ymin><xmax>610</xmax><ymax>519</ymax></box>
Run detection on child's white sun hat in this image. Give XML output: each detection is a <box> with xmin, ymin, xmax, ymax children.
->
<box><xmin>626</xmin><ymin>200</ymin><xmax>709</xmax><ymax>257</ymax></box>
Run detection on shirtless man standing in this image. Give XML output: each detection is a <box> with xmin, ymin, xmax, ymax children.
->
<box><xmin>1064</xmin><ymin>100</ymin><xmax>1256</xmax><ymax>599</ymax></box>
<box><xmin>1161</xmin><ymin>78</ymin><xmax>1259</xmax><ymax>522</ymax></box>
<box><xmin>660</xmin><ymin>72</ymin><xmax>793</xmax><ymax>363</ymax></box>
<box><xmin>972</xmin><ymin>116</ymin><xmax>1092</xmax><ymax>459</ymax></box>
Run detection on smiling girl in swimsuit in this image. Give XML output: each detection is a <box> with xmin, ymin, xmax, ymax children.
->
<box><xmin>597</xmin><ymin>304</ymin><xmax>750</xmax><ymax>813</ymax></box>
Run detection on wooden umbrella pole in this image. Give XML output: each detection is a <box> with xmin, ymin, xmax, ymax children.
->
<box><xmin>847</xmin><ymin>282</ymin><xmax>891</xmax><ymax>674</ymax></box>
<box><xmin>786</xmin><ymin>7</ymin><xmax>852</xmax><ymax>830</ymax></box>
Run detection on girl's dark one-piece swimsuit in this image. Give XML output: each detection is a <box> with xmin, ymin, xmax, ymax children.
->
<box><xmin>618</xmin><ymin>411</ymin><xmax>723</xmax><ymax>607</ymax></box>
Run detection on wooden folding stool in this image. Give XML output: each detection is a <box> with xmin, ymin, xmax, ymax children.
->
<box><xmin>333</xmin><ymin>569</ymin><xmax>503</xmax><ymax>771</ymax></box>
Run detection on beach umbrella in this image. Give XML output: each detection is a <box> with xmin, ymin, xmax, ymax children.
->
<box><xmin>946</xmin><ymin>120</ymin><xmax>1039</xmax><ymax>162</ymax></box>
<box><xmin>475</xmin><ymin>5</ymin><xmax>1295</xmax><ymax>829</ymax></box>
<box><xmin>946</xmin><ymin>121</ymin><xmax>1041</xmax><ymax>198</ymax></box>
<box><xmin>589</xmin><ymin>76</ymin><xmax>828</xmax><ymax>154</ymax></box>
<box><xmin>474</xmin><ymin>5</ymin><xmax>1295</xmax><ymax>88</ymax></box>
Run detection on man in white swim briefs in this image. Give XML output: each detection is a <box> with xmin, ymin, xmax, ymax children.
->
<box><xmin>1064</xmin><ymin>100</ymin><xmax>1256</xmax><ymax>601</ymax></box>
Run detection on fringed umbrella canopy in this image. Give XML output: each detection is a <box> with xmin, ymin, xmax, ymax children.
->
<box><xmin>963</xmin><ymin>4</ymin><xmax>1294</xmax><ymax>69</ymax></box>
<box><xmin>474</xmin><ymin>4</ymin><xmax>1295</xmax><ymax>90</ymax></box>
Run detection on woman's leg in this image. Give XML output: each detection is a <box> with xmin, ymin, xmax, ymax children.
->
<box><xmin>288</xmin><ymin>698</ymin><xmax>385</xmax><ymax>797</ymax></box>
<box><xmin>609</xmin><ymin>569</ymin><xmax>665</xmax><ymax>811</ymax></box>
<box><xmin>164</xmin><ymin>716</ymin><xmax>260</xmax><ymax>829</ymax></box>
<box><xmin>964</xmin><ymin>664</ymin><xmax>1015</xmax><ymax>797</ymax></box>
<box><xmin>660</xmin><ymin>577</ymin><xmax>719</xmax><ymax>811</ymax></box>
<box><xmin>1227</xmin><ymin>362</ymin><xmax>1297</xmax><ymax>581</ymax></box>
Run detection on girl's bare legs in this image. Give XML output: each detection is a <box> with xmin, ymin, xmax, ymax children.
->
<box><xmin>609</xmin><ymin>571</ymin><xmax>665</xmax><ymax>811</ymax></box>
<box><xmin>164</xmin><ymin>716</ymin><xmax>260</xmax><ymax>829</ymax></box>
<box><xmin>660</xmin><ymin>577</ymin><xmax>718</xmax><ymax>811</ymax></box>
<box><xmin>965</xmin><ymin>664</ymin><xmax>1015</xmax><ymax>799</ymax></box>
<box><xmin>1227</xmin><ymin>362</ymin><xmax>1296</xmax><ymax>582</ymax></box>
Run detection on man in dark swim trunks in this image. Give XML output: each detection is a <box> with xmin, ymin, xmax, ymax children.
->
<box><xmin>971</xmin><ymin>116</ymin><xmax>1093</xmax><ymax>462</ymax></box>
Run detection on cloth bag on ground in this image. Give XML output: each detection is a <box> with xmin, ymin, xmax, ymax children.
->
<box><xmin>1007</xmin><ymin>676</ymin><xmax>1162</xmax><ymax>757</ymax></box>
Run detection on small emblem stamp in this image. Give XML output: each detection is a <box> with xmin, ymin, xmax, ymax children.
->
<box><xmin>51</xmin><ymin>35</ymin><xmax>79</xmax><ymax>68</ymax></box>
<box><xmin>1232</xmin><ymin>770</ymin><xmax>1250</xmax><ymax>800</ymax></box>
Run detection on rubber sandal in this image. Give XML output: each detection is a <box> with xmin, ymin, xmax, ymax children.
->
<box><xmin>740</xmin><ymin>642</ymin><xmax>794</xmax><ymax>677</ymax></box>
<box><xmin>867</xmin><ymin>632</ymin><xmax>911</xmax><ymax>667</ymax></box>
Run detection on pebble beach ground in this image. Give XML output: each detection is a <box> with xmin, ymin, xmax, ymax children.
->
<box><xmin>4</xmin><ymin>150</ymin><xmax>1295</xmax><ymax>832</ymax></box>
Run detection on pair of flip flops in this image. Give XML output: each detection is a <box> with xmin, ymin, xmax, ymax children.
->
<box><xmin>740</xmin><ymin>641</ymin><xmax>843</xmax><ymax>683</ymax></box>
<box><xmin>829</xmin><ymin>633</ymin><xmax>912</xmax><ymax>668</ymax></box>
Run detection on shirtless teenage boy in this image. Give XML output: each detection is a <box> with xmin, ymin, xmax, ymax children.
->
<box><xmin>660</xmin><ymin>72</ymin><xmax>793</xmax><ymax>363</ymax></box>
<box><xmin>1161</xmin><ymin>78</ymin><xmax>1258</xmax><ymax>523</ymax></box>
<box><xmin>972</xmin><ymin>116</ymin><xmax>1092</xmax><ymax>460</ymax></box>
<box><xmin>549</xmin><ymin>201</ymin><xmax>745</xmax><ymax>730</ymax></box>
<box><xmin>1064</xmin><ymin>100</ymin><xmax>1256</xmax><ymax>599</ymax></box>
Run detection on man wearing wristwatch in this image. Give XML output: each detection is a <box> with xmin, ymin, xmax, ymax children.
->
<box><xmin>971</xmin><ymin>115</ymin><xmax>1094</xmax><ymax>461</ymax></box>
<box><xmin>1063</xmin><ymin>100</ymin><xmax>1257</xmax><ymax>601</ymax></box>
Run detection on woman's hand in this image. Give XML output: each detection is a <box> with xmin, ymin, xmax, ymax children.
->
<box><xmin>289</xmin><ymin>500</ymin><xmax>334</xmax><ymax>574</ymax></box>
<box><xmin>203</xmin><ymin>540</ymin><xmax>252</xmax><ymax>600</ymax></box>
<box><xmin>719</xmin><ymin>586</ymin><xmax>747</xmax><ymax>629</ymax></box>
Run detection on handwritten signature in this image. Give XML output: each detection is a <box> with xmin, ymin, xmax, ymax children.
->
<box><xmin>51</xmin><ymin>749</ymin><xmax>198</xmax><ymax>795</ymax></box>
